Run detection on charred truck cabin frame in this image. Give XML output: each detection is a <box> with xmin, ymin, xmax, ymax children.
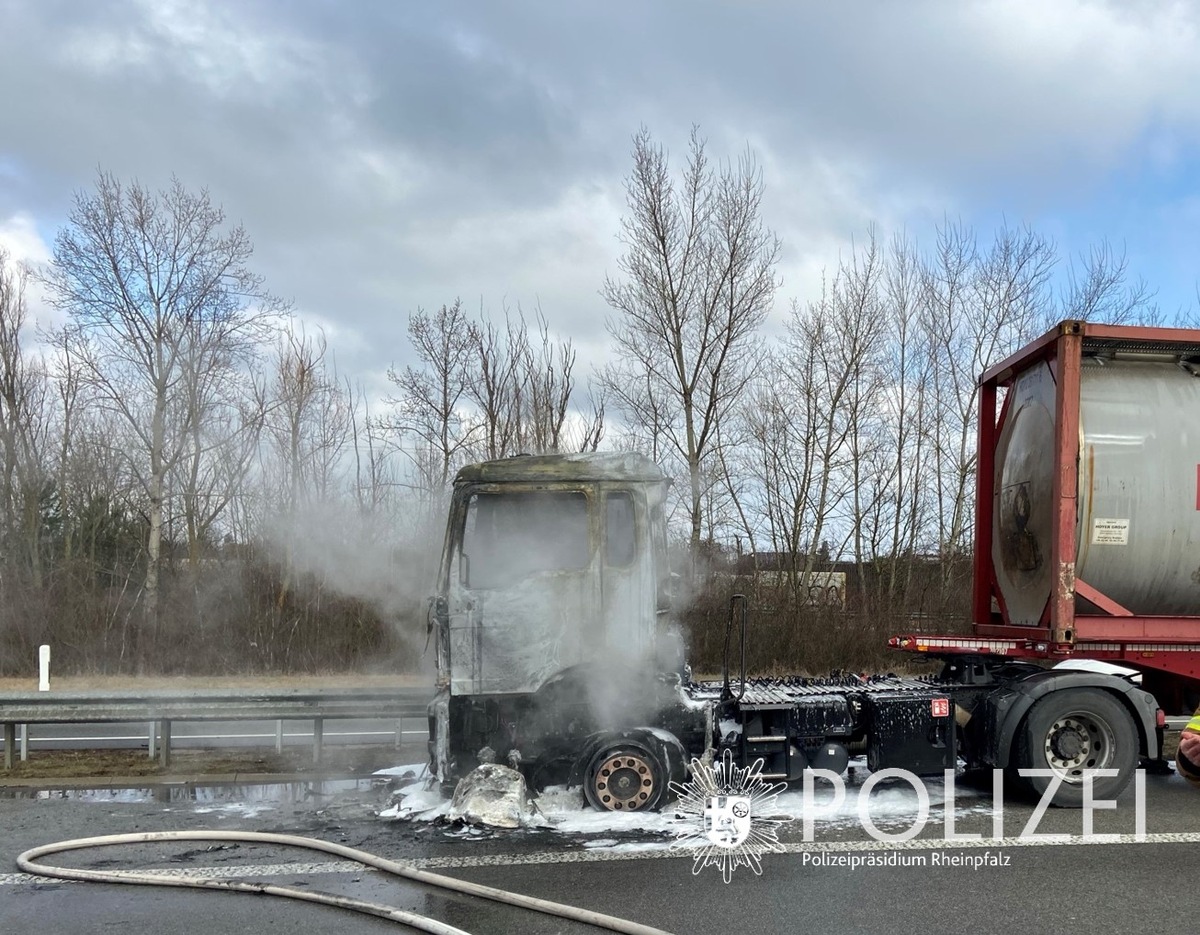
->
<box><xmin>428</xmin><ymin>321</ymin><xmax>1200</xmax><ymax>811</ymax></box>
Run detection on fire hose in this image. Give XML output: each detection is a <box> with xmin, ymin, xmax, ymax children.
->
<box><xmin>18</xmin><ymin>830</ymin><xmax>675</xmax><ymax>935</ymax></box>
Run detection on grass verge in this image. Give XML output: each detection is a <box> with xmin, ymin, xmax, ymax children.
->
<box><xmin>0</xmin><ymin>745</ymin><xmax>409</xmax><ymax>783</ymax></box>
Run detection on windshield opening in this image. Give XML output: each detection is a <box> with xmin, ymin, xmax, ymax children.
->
<box><xmin>461</xmin><ymin>490</ymin><xmax>591</xmax><ymax>588</ymax></box>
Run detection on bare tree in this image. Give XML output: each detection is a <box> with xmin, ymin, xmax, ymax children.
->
<box><xmin>1058</xmin><ymin>240</ymin><xmax>1157</xmax><ymax>326</ymax></box>
<box><xmin>173</xmin><ymin>364</ymin><xmax>267</xmax><ymax>571</ymax></box>
<box><xmin>875</xmin><ymin>232</ymin><xmax>933</xmax><ymax>602</ymax></box>
<box><xmin>345</xmin><ymin>376</ymin><xmax>400</xmax><ymax>525</ymax></box>
<box><xmin>265</xmin><ymin>327</ymin><xmax>353</xmax><ymax>513</ymax></box>
<box><xmin>466</xmin><ymin>307</ymin><xmax>584</xmax><ymax>458</ymax></box>
<box><xmin>45</xmin><ymin>327</ymin><xmax>86</xmax><ymax>565</ymax></box>
<box><xmin>384</xmin><ymin>299</ymin><xmax>478</xmax><ymax>497</ymax></box>
<box><xmin>569</xmin><ymin>386</ymin><xmax>606</xmax><ymax>453</ymax></box>
<box><xmin>516</xmin><ymin>310</ymin><xmax>576</xmax><ymax>455</ymax></box>
<box><xmin>601</xmin><ymin>126</ymin><xmax>779</xmax><ymax>564</ymax></box>
<box><xmin>830</xmin><ymin>232</ymin><xmax>889</xmax><ymax>603</ymax></box>
<box><xmin>773</xmin><ymin>282</ymin><xmax>879</xmax><ymax>599</ymax></box>
<box><xmin>41</xmin><ymin>171</ymin><xmax>284</xmax><ymax>665</ymax></box>
<box><xmin>258</xmin><ymin>325</ymin><xmax>357</xmax><ymax>605</ymax></box>
<box><xmin>920</xmin><ymin>220</ymin><xmax>1054</xmax><ymax>577</ymax></box>
<box><xmin>468</xmin><ymin>310</ymin><xmax>525</xmax><ymax>460</ymax></box>
<box><xmin>0</xmin><ymin>249</ymin><xmax>52</xmax><ymax>584</ymax></box>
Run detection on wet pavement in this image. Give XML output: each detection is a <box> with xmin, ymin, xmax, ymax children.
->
<box><xmin>5</xmin><ymin>767</ymin><xmax>1200</xmax><ymax>934</ymax></box>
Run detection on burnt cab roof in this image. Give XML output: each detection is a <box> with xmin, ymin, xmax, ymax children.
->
<box><xmin>453</xmin><ymin>451</ymin><xmax>668</xmax><ymax>486</ymax></box>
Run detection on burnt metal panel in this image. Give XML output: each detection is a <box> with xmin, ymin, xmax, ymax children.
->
<box><xmin>454</xmin><ymin>452</ymin><xmax>668</xmax><ymax>486</ymax></box>
<box><xmin>787</xmin><ymin>695</ymin><xmax>854</xmax><ymax>737</ymax></box>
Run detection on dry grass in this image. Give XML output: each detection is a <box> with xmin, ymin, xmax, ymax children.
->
<box><xmin>0</xmin><ymin>745</ymin><xmax>407</xmax><ymax>782</ymax></box>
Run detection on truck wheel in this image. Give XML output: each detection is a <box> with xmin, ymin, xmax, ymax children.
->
<box><xmin>1013</xmin><ymin>688</ymin><xmax>1137</xmax><ymax>807</ymax></box>
<box><xmin>583</xmin><ymin>741</ymin><xmax>669</xmax><ymax>812</ymax></box>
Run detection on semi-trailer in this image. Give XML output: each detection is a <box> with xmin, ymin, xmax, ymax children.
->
<box><xmin>427</xmin><ymin>320</ymin><xmax>1200</xmax><ymax>809</ymax></box>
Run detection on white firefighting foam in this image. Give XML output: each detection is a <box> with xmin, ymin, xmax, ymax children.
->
<box><xmin>374</xmin><ymin>758</ymin><xmax>991</xmax><ymax>836</ymax></box>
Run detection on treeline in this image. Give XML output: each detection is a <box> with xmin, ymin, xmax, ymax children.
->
<box><xmin>0</xmin><ymin>133</ymin><xmax>1173</xmax><ymax>677</ymax></box>
<box><xmin>677</xmin><ymin>220</ymin><xmax>1161</xmax><ymax>671</ymax></box>
<box><xmin>0</xmin><ymin>172</ymin><xmax>613</xmax><ymax>677</ymax></box>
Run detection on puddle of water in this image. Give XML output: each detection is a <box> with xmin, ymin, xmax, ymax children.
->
<box><xmin>0</xmin><ymin>778</ymin><xmax>381</xmax><ymax>806</ymax></box>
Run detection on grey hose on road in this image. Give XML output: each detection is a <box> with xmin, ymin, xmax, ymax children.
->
<box><xmin>18</xmin><ymin>830</ymin><xmax>676</xmax><ymax>935</ymax></box>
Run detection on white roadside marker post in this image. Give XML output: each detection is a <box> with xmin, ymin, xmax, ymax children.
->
<box><xmin>20</xmin><ymin>645</ymin><xmax>51</xmax><ymax>762</ymax></box>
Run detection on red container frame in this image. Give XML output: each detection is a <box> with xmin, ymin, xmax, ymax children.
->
<box><xmin>966</xmin><ymin>320</ymin><xmax>1200</xmax><ymax>679</ymax></box>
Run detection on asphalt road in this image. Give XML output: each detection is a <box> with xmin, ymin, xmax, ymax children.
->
<box><xmin>3</xmin><ymin>765</ymin><xmax>1200</xmax><ymax>935</ymax></box>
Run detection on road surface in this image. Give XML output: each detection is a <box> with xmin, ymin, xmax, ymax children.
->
<box><xmin>2</xmin><ymin>763</ymin><xmax>1198</xmax><ymax>934</ymax></box>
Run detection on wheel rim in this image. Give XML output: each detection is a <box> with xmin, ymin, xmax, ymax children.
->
<box><xmin>1042</xmin><ymin>712</ymin><xmax>1117</xmax><ymax>783</ymax></box>
<box><xmin>590</xmin><ymin>752</ymin><xmax>657</xmax><ymax>811</ymax></box>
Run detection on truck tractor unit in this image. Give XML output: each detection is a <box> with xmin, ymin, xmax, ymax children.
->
<box><xmin>427</xmin><ymin>321</ymin><xmax>1200</xmax><ymax>810</ymax></box>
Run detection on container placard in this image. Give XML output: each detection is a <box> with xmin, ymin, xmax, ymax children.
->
<box><xmin>1092</xmin><ymin>518</ymin><xmax>1129</xmax><ymax>545</ymax></box>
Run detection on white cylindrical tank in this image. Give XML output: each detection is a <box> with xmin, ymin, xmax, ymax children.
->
<box><xmin>994</xmin><ymin>356</ymin><xmax>1200</xmax><ymax>624</ymax></box>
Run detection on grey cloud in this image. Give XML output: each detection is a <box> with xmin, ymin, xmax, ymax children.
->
<box><xmin>2</xmin><ymin>0</ymin><xmax>1198</xmax><ymax>382</ymax></box>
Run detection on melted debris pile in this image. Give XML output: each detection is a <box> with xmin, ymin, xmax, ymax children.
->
<box><xmin>446</xmin><ymin>763</ymin><xmax>548</xmax><ymax>829</ymax></box>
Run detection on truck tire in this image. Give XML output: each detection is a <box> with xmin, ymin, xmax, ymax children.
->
<box><xmin>582</xmin><ymin>738</ymin><xmax>671</xmax><ymax>812</ymax></box>
<box><xmin>1012</xmin><ymin>688</ymin><xmax>1138</xmax><ymax>807</ymax></box>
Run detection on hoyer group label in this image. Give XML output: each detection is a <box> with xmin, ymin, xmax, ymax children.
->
<box><xmin>1092</xmin><ymin>518</ymin><xmax>1129</xmax><ymax>545</ymax></box>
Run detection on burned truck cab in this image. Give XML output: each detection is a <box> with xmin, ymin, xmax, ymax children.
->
<box><xmin>427</xmin><ymin>453</ymin><xmax>691</xmax><ymax>799</ymax></box>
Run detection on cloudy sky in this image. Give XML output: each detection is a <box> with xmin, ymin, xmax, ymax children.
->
<box><xmin>2</xmin><ymin>0</ymin><xmax>1199</xmax><ymax>396</ymax></box>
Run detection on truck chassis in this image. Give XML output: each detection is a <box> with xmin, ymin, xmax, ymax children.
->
<box><xmin>430</xmin><ymin>643</ymin><xmax>1163</xmax><ymax>810</ymax></box>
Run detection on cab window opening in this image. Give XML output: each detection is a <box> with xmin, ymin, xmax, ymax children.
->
<box><xmin>462</xmin><ymin>490</ymin><xmax>590</xmax><ymax>588</ymax></box>
<box><xmin>605</xmin><ymin>491</ymin><xmax>636</xmax><ymax>567</ymax></box>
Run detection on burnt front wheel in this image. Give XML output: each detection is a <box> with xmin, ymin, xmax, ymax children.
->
<box><xmin>583</xmin><ymin>742</ymin><xmax>668</xmax><ymax>812</ymax></box>
<box><xmin>1013</xmin><ymin>688</ymin><xmax>1138</xmax><ymax>807</ymax></box>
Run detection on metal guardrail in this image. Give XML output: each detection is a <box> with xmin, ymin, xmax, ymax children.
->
<box><xmin>8</xmin><ymin>692</ymin><xmax>1186</xmax><ymax>772</ymax></box>
<box><xmin>0</xmin><ymin>687</ymin><xmax>433</xmax><ymax>769</ymax></box>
